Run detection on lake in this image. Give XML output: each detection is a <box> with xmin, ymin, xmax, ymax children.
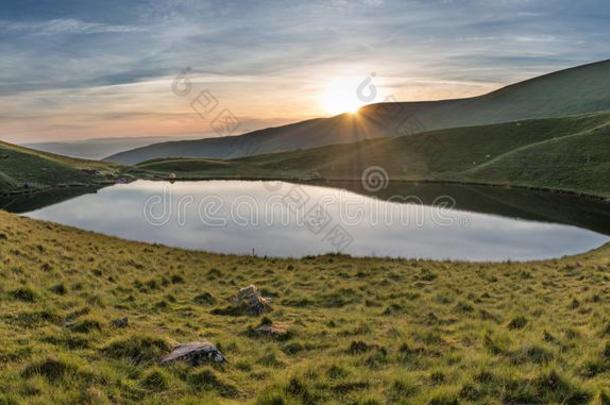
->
<box><xmin>3</xmin><ymin>180</ymin><xmax>609</xmax><ymax>261</ymax></box>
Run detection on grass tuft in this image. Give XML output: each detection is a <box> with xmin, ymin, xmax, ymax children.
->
<box><xmin>101</xmin><ymin>335</ymin><xmax>170</xmax><ymax>365</ymax></box>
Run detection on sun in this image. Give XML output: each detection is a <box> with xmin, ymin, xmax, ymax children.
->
<box><xmin>321</xmin><ymin>78</ymin><xmax>367</xmax><ymax>115</ymax></box>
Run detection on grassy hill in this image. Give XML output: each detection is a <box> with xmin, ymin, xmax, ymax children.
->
<box><xmin>463</xmin><ymin>126</ymin><xmax>610</xmax><ymax>195</ymax></box>
<box><xmin>134</xmin><ymin>111</ymin><xmax>610</xmax><ymax>198</ymax></box>
<box><xmin>0</xmin><ymin>141</ymin><xmax>121</xmax><ymax>194</ymax></box>
<box><xmin>1</xmin><ymin>210</ymin><xmax>610</xmax><ymax>403</ymax></box>
<box><xmin>107</xmin><ymin>59</ymin><xmax>610</xmax><ymax>165</ymax></box>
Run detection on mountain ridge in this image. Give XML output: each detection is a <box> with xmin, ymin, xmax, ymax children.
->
<box><xmin>107</xmin><ymin>59</ymin><xmax>610</xmax><ymax>164</ymax></box>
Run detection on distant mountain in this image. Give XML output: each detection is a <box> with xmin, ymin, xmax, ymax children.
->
<box><xmin>25</xmin><ymin>136</ymin><xmax>194</xmax><ymax>160</ymax></box>
<box><xmin>107</xmin><ymin>59</ymin><xmax>610</xmax><ymax>165</ymax></box>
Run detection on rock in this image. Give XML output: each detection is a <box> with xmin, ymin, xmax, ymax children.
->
<box><xmin>233</xmin><ymin>285</ymin><xmax>271</xmax><ymax>315</ymax></box>
<box><xmin>210</xmin><ymin>285</ymin><xmax>272</xmax><ymax>316</ymax></box>
<box><xmin>160</xmin><ymin>341</ymin><xmax>225</xmax><ymax>366</ymax></box>
<box><xmin>111</xmin><ymin>317</ymin><xmax>129</xmax><ymax>328</ymax></box>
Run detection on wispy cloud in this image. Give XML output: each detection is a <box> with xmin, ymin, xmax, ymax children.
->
<box><xmin>0</xmin><ymin>18</ymin><xmax>144</xmax><ymax>35</ymax></box>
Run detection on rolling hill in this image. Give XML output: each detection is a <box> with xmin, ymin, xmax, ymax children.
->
<box><xmin>0</xmin><ymin>141</ymin><xmax>120</xmax><ymax>193</ymax></box>
<box><xmin>133</xmin><ymin>111</ymin><xmax>610</xmax><ymax>198</ymax></box>
<box><xmin>108</xmin><ymin>59</ymin><xmax>610</xmax><ymax>165</ymax></box>
<box><xmin>24</xmin><ymin>136</ymin><xmax>187</xmax><ymax>160</ymax></box>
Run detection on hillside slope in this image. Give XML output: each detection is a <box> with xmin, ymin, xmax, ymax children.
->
<box><xmin>134</xmin><ymin>111</ymin><xmax>610</xmax><ymax>198</ymax></box>
<box><xmin>108</xmin><ymin>59</ymin><xmax>610</xmax><ymax>164</ymax></box>
<box><xmin>462</xmin><ymin>125</ymin><xmax>610</xmax><ymax>194</ymax></box>
<box><xmin>0</xmin><ymin>141</ymin><xmax>120</xmax><ymax>193</ymax></box>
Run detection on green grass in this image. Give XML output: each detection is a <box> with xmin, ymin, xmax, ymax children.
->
<box><xmin>0</xmin><ymin>141</ymin><xmax>121</xmax><ymax>193</ymax></box>
<box><xmin>1</xmin><ymin>210</ymin><xmax>610</xmax><ymax>403</ymax></box>
<box><xmin>463</xmin><ymin>125</ymin><xmax>610</xmax><ymax>195</ymax></box>
<box><xmin>133</xmin><ymin>111</ymin><xmax>610</xmax><ymax>198</ymax></box>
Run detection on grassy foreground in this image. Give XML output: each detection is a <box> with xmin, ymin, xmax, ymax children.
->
<box><xmin>1</xmin><ymin>210</ymin><xmax>610</xmax><ymax>404</ymax></box>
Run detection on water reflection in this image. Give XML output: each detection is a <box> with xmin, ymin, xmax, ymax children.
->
<box><xmin>6</xmin><ymin>180</ymin><xmax>609</xmax><ymax>261</ymax></box>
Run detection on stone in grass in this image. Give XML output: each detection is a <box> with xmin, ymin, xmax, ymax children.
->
<box><xmin>160</xmin><ymin>341</ymin><xmax>225</xmax><ymax>366</ymax></box>
<box><xmin>234</xmin><ymin>285</ymin><xmax>272</xmax><ymax>315</ymax></box>
<box><xmin>211</xmin><ymin>284</ymin><xmax>272</xmax><ymax>316</ymax></box>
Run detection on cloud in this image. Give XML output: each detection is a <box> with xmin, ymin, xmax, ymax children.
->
<box><xmin>0</xmin><ymin>0</ymin><xmax>608</xmax><ymax>142</ymax></box>
<box><xmin>0</xmin><ymin>18</ymin><xmax>144</xmax><ymax>35</ymax></box>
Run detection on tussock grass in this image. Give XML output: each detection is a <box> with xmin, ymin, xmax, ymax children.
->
<box><xmin>0</xmin><ymin>210</ymin><xmax>609</xmax><ymax>403</ymax></box>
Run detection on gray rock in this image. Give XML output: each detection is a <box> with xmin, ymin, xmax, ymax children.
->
<box><xmin>234</xmin><ymin>285</ymin><xmax>271</xmax><ymax>315</ymax></box>
<box><xmin>160</xmin><ymin>341</ymin><xmax>225</xmax><ymax>365</ymax></box>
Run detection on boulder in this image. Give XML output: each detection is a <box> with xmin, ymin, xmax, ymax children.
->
<box><xmin>160</xmin><ymin>341</ymin><xmax>225</xmax><ymax>366</ymax></box>
<box><xmin>233</xmin><ymin>285</ymin><xmax>271</xmax><ymax>315</ymax></box>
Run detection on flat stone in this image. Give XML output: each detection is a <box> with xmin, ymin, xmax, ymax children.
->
<box><xmin>160</xmin><ymin>341</ymin><xmax>225</xmax><ymax>365</ymax></box>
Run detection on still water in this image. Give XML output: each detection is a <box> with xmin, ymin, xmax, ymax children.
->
<box><xmin>7</xmin><ymin>180</ymin><xmax>610</xmax><ymax>261</ymax></box>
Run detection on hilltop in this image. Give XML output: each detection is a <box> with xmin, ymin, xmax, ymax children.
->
<box><xmin>107</xmin><ymin>59</ymin><xmax>610</xmax><ymax>165</ymax></box>
<box><xmin>133</xmin><ymin>111</ymin><xmax>610</xmax><ymax>198</ymax></box>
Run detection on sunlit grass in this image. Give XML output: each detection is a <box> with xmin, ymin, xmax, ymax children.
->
<box><xmin>0</xmin><ymin>210</ymin><xmax>609</xmax><ymax>403</ymax></box>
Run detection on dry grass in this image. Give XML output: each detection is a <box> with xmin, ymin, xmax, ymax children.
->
<box><xmin>0</xmin><ymin>210</ymin><xmax>609</xmax><ymax>404</ymax></box>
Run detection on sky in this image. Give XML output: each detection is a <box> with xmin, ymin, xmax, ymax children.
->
<box><xmin>0</xmin><ymin>0</ymin><xmax>608</xmax><ymax>143</ymax></box>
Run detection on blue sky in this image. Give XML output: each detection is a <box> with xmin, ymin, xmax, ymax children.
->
<box><xmin>1</xmin><ymin>0</ymin><xmax>608</xmax><ymax>142</ymax></box>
